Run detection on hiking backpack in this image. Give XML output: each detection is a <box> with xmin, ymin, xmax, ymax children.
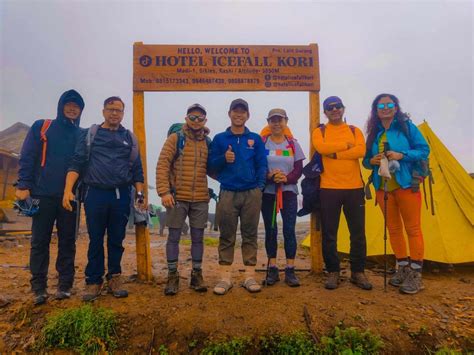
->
<box><xmin>86</xmin><ymin>124</ymin><xmax>139</xmax><ymax>166</ymax></box>
<box><xmin>39</xmin><ymin>119</ymin><xmax>53</xmax><ymax>167</ymax></box>
<box><xmin>167</xmin><ymin>123</ymin><xmax>211</xmax><ymax>163</ymax></box>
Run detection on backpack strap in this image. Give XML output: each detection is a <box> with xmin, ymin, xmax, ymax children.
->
<box><xmin>86</xmin><ymin>124</ymin><xmax>100</xmax><ymax>161</ymax></box>
<box><xmin>285</xmin><ymin>135</ymin><xmax>296</xmax><ymax>154</ymax></box>
<box><xmin>173</xmin><ymin>130</ymin><xmax>186</xmax><ymax>163</ymax></box>
<box><xmin>319</xmin><ymin>124</ymin><xmax>356</xmax><ymax>138</ymax></box>
<box><xmin>40</xmin><ymin>119</ymin><xmax>53</xmax><ymax>167</ymax></box>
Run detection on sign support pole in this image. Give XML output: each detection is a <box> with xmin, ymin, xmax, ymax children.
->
<box><xmin>309</xmin><ymin>90</ymin><xmax>323</xmax><ymax>273</ymax></box>
<box><xmin>133</xmin><ymin>87</ymin><xmax>153</xmax><ymax>281</ymax></box>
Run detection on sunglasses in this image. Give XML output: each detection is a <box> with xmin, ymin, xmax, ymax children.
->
<box><xmin>377</xmin><ymin>103</ymin><xmax>396</xmax><ymax>110</ymax></box>
<box><xmin>326</xmin><ymin>103</ymin><xmax>344</xmax><ymax>111</ymax></box>
<box><xmin>187</xmin><ymin>114</ymin><xmax>206</xmax><ymax>122</ymax></box>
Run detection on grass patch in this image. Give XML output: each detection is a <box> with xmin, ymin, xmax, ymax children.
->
<box><xmin>201</xmin><ymin>336</ymin><xmax>252</xmax><ymax>354</ymax></box>
<box><xmin>319</xmin><ymin>326</ymin><xmax>384</xmax><ymax>354</ymax></box>
<box><xmin>36</xmin><ymin>304</ymin><xmax>117</xmax><ymax>354</ymax></box>
<box><xmin>180</xmin><ymin>237</ymin><xmax>219</xmax><ymax>247</ymax></box>
<box><xmin>199</xmin><ymin>327</ymin><xmax>383</xmax><ymax>354</ymax></box>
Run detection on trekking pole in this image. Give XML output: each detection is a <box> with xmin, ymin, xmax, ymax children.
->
<box><xmin>383</xmin><ymin>178</ymin><xmax>388</xmax><ymax>292</ymax></box>
<box><xmin>382</xmin><ymin>142</ymin><xmax>389</xmax><ymax>292</ymax></box>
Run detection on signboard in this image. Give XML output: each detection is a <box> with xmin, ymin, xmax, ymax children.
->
<box><xmin>133</xmin><ymin>44</ymin><xmax>319</xmax><ymax>91</ymax></box>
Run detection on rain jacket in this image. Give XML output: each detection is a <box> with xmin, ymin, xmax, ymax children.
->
<box><xmin>17</xmin><ymin>90</ymin><xmax>84</xmax><ymax>197</ymax></box>
<box><xmin>208</xmin><ymin>127</ymin><xmax>267</xmax><ymax>191</ymax></box>
<box><xmin>363</xmin><ymin>118</ymin><xmax>430</xmax><ymax>190</ymax></box>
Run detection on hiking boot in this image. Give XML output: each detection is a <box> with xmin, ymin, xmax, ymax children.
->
<box><xmin>400</xmin><ymin>270</ymin><xmax>424</xmax><ymax>295</ymax></box>
<box><xmin>284</xmin><ymin>267</ymin><xmax>300</xmax><ymax>287</ymax></box>
<box><xmin>33</xmin><ymin>291</ymin><xmax>48</xmax><ymax>306</ymax></box>
<box><xmin>55</xmin><ymin>288</ymin><xmax>72</xmax><ymax>300</ymax></box>
<box><xmin>82</xmin><ymin>284</ymin><xmax>102</xmax><ymax>302</ymax></box>
<box><xmin>164</xmin><ymin>271</ymin><xmax>179</xmax><ymax>296</ymax></box>
<box><xmin>350</xmin><ymin>272</ymin><xmax>373</xmax><ymax>290</ymax></box>
<box><xmin>190</xmin><ymin>270</ymin><xmax>207</xmax><ymax>292</ymax></box>
<box><xmin>389</xmin><ymin>265</ymin><xmax>410</xmax><ymax>287</ymax></box>
<box><xmin>325</xmin><ymin>272</ymin><xmax>340</xmax><ymax>290</ymax></box>
<box><xmin>107</xmin><ymin>274</ymin><xmax>128</xmax><ymax>298</ymax></box>
<box><xmin>264</xmin><ymin>266</ymin><xmax>280</xmax><ymax>286</ymax></box>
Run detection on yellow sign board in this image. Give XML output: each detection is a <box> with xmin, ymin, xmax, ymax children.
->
<box><xmin>133</xmin><ymin>44</ymin><xmax>320</xmax><ymax>92</ymax></box>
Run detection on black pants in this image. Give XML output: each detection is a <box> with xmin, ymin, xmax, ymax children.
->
<box><xmin>30</xmin><ymin>196</ymin><xmax>76</xmax><ymax>293</ymax></box>
<box><xmin>320</xmin><ymin>188</ymin><xmax>366</xmax><ymax>273</ymax></box>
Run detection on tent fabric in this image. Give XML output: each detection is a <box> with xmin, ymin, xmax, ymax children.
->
<box><xmin>302</xmin><ymin>122</ymin><xmax>474</xmax><ymax>264</ymax></box>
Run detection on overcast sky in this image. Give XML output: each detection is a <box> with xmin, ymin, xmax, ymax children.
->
<box><xmin>1</xmin><ymin>0</ymin><xmax>472</xmax><ymax>204</ymax></box>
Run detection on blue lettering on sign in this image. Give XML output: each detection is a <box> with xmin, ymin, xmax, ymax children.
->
<box><xmin>139</xmin><ymin>55</ymin><xmax>152</xmax><ymax>67</ymax></box>
<box><xmin>277</xmin><ymin>57</ymin><xmax>314</xmax><ymax>67</ymax></box>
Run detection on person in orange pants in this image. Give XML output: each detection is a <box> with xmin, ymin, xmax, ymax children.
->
<box><xmin>363</xmin><ymin>93</ymin><xmax>430</xmax><ymax>294</ymax></box>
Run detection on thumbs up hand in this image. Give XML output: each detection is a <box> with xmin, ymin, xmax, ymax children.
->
<box><xmin>225</xmin><ymin>145</ymin><xmax>235</xmax><ymax>163</ymax></box>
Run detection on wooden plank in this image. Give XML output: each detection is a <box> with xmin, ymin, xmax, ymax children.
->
<box><xmin>133</xmin><ymin>88</ymin><xmax>153</xmax><ymax>281</ymax></box>
<box><xmin>133</xmin><ymin>44</ymin><xmax>320</xmax><ymax>92</ymax></box>
<box><xmin>309</xmin><ymin>56</ymin><xmax>323</xmax><ymax>273</ymax></box>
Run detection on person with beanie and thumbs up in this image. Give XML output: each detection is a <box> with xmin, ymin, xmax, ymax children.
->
<box><xmin>208</xmin><ymin>98</ymin><xmax>267</xmax><ymax>295</ymax></box>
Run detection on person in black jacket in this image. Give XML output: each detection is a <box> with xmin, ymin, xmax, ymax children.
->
<box><xmin>16</xmin><ymin>89</ymin><xmax>85</xmax><ymax>305</ymax></box>
<box><xmin>63</xmin><ymin>96</ymin><xmax>145</xmax><ymax>302</ymax></box>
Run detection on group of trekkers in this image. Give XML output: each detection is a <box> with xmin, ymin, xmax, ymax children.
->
<box><xmin>15</xmin><ymin>89</ymin><xmax>430</xmax><ymax>305</ymax></box>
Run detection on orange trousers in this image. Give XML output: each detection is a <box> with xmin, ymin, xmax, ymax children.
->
<box><xmin>376</xmin><ymin>188</ymin><xmax>424</xmax><ymax>261</ymax></box>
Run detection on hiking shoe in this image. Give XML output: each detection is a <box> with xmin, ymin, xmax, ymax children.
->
<box><xmin>389</xmin><ymin>265</ymin><xmax>410</xmax><ymax>287</ymax></box>
<box><xmin>82</xmin><ymin>284</ymin><xmax>102</xmax><ymax>302</ymax></box>
<box><xmin>324</xmin><ymin>272</ymin><xmax>340</xmax><ymax>290</ymax></box>
<box><xmin>284</xmin><ymin>267</ymin><xmax>300</xmax><ymax>287</ymax></box>
<box><xmin>190</xmin><ymin>270</ymin><xmax>207</xmax><ymax>292</ymax></box>
<box><xmin>33</xmin><ymin>291</ymin><xmax>48</xmax><ymax>306</ymax></box>
<box><xmin>400</xmin><ymin>270</ymin><xmax>424</xmax><ymax>295</ymax></box>
<box><xmin>55</xmin><ymin>288</ymin><xmax>72</xmax><ymax>300</ymax></box>
<box><xmin>107</xmin><ymin>274</ymin><xmax>128</xmax><ymax>298</ymax></box>
<box><xmin>164</xmin><ymin>271</ymin><xmax>179</xmax><ymax>296</ymax></box>
<box><xmin>264</xmin><ymin>266</ymin><xmax>280</xmax><ymax>286</ymax></box>
<box><xmin>350</xmin><ymin>272</ymin><xmax>373</xmax><ymax>290</ymax></box>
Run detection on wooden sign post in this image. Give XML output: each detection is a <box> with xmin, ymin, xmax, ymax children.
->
<box><xmin>133</xmin><ymin>42</ymin><xmax>322</xmax><ymax>280</ymax></box>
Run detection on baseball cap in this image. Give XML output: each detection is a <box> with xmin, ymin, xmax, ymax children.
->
<box><xmin>187</xmin><ymin>103</ymin><xmax>207</xmax><ymax>115</ymax></box>
<box><xmin>323</xmin><ymin>96</ymin><xmax>344</xmax><ymax>111</ymax></box>
<box><xmin>229</xmin><ymin>98</ymin><xmax>249</xmax><ymax>112</ymax></box>
<box><xmin>266</xmin><ymin>108</ymin><xmax>288</xmax><ymax>120</ymax></box>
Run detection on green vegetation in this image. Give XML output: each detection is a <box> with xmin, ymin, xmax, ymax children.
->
<box><xmin>318</xmin><ymin>326</ymin><xmax>384</xmax><ymax>354</ymax></box>
<box><xmin>36</xmin><ymin>305</ymin><xmax>117</xmax><ymax>354</ymax></box>
<box><xmin>200</xmin><ymin>327</ymin><xmax>383</xmax><ymax>354</ymax></box>
<box><xmin>201</xmin><ymin>336</ymin><xmax>252</xmax><ymax>354</ymax></box>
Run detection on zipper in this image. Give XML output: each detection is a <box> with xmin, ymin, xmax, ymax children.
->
<box><xmin>191</xmin><ymin>139</ymin><xmax>197</xmax><ymax>200</ymax></box>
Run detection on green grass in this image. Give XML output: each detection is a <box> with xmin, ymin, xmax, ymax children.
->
<box><xmin>36</xmin><ymin>305</ymin><xmax>117</xmax><ymax>354</ymax></box>
<box><xmin>318</xmin><ymin>326</ymin><xmax>384</xmax><ymax>354</ymax></box>
<box><xmin>200</xmin><ymin>327</ymin><xmax>383</xmax><ymax>354</ymax></box>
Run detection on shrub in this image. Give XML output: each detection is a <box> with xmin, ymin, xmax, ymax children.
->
<box><xmin>318</xmin><ymin>326</ymin><xmax>384</xmax><ymax>354</ymax></box>
<box><xmin>201</xmin><ymin>336</ymin><xmax>252</xmax><ymax>355</ymax></box>
<box><xmin>37</xmin><ymin>305</ymin><xmax>117</xmax><ymax>354</ymax></box>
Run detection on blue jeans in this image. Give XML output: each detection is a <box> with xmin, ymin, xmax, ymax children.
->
<box><xmin>261</xmin><ymin>191</ymin><xmax>298</xmax><ymax>259</ymax></box>
<box><xmin>84</xmin><ymin>186</ymin><xmax>131</xmax><ymax>285</ymax></box>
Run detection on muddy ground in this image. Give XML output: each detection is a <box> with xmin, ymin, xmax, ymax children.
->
<box><xmin>0</xmin><ymin>221</ymin><xmax>473</xmax><ymax>353</ymax></box>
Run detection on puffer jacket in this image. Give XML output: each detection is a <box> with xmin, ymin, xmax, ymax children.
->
<box><xmin>156</xmin><ymin>124</ymin><xmax>210</xmax><ymax>202</ymax></box>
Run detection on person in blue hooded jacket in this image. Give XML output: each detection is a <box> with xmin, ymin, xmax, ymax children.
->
<box><xmin>208</xmin><ymin>98</ymin><xmax>267</xmax><ymax>295</ymax></box>
<box><xmin>16</xmin><ymin>89</ymin><xmax>85</xmax><ymax>305</ymax></box>
<box><xmin>363</xmin><ymin>93</ymin><xmax>430</xmax><ymax>295</ymax></box>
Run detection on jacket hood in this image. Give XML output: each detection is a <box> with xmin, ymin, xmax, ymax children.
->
<box><xmin>56</xmin><ymin>89</ymin><xmax>85</xmax><ymax>127</ymax></box>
